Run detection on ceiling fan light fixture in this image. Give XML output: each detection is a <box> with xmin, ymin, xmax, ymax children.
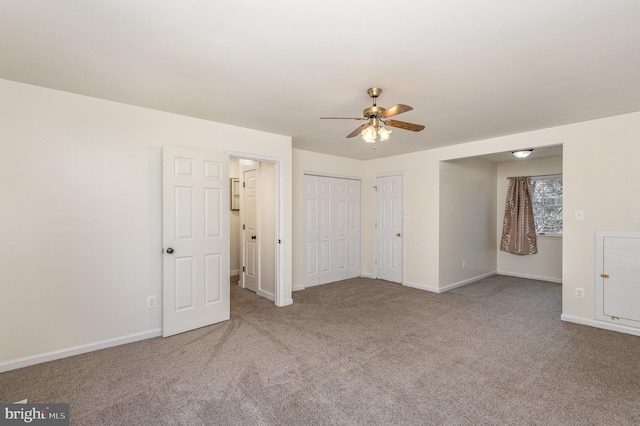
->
<box><xmin>322</xmin><ymin>88</ymin><xmax>424</xmax><ymax>150</ymax></box>
<box><xmin>378</xmin><ymin>126</ymin><xmax>392</xmax><ymax>141</ymax></box>
<box><xmin>512</xmin><ymin>150</ymin><xmax>533</xmax><ymax>159</ymax></box>
<box><xmin>362</xmin><ymin>126</ymin><xmax>377</xmax><ymax>143</ymax></box>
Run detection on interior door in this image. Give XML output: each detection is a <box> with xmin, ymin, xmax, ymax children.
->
<box><xmin>345</xmin><ymin>179</ymin><xmax>361</xmax><ymax>279</ymax></box>
<box><xmin>333</xmin><ymin>180</ymin><xmax>349</xmax><ymax>281</ymax></box>
<box><xmin>162</xmin><ymin>146</ymin><xmax>229</xmax><ymax>337</ymax></box>
<box><xmin>333</xmin><ymin>179</ymin><xmax>361</xmax><ymax>280</ymax></box>
<box><xmin>303</xmin><ymin>175</ymin><xmax>333</xmax><ymax>286</ymax></box>
<box><xmin>243</xmin><ymin>168</ymin><xmax>259</xmax><ymax>292</ymax></box>
<box><xmin>375</xmin><ymin>174</ymin><xmax>403</xmax><ymax>283</ymax></box>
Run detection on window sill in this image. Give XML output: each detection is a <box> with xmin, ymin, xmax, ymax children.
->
<box><xmin>536</xmin><ymin>234</ymin><xmax>562</xmax><ymax>239</ymax></box>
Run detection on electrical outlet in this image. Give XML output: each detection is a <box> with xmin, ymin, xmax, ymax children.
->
<box><xmin>147</xmin><ymin>296</ymin><xmax>157</xmax><ymax>308</ymax></box>
<box><xmin>575</xmin><ymin>288</ymin><xmax>584</xmax><ymax>299</ymax></box>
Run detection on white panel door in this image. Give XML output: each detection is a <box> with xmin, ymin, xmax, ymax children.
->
<box><xmin>162</xmin><ymin>146</ymin><xmax>229</xmax><ymax>337</ymax></box>
<box><xmin>304</xmin><ymin>176</ymin><xmax>361</xmax><ymax>287</ymax></box>
<box><xmin>336</xmin><ymin>179</ymin><xmax>361</xmax><ymax>280</ymax></box>
<box><xmin>304</xmin><ymin>175</ymin><xmax>334</xmax><ymax>286</ymax></box>
<box><xmin>243</xmin><ymin>168</ymin><xmax>259</xmax><ymax>292</ymax></box>
<box><xmin>601</xmin><ymin>236</ymin><xmax>640</xmax><ymax>324</ymax></box>
<box><xmin>375</xmin><ymin>175</ymin><xmax>402</xmax><ymax>283</ymax></box>
<box><xmin>333</xmin><ymin>180</ymin><xmax>349</xmax><ymax>281</ymax></box>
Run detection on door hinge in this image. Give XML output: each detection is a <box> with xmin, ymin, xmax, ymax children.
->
<box><xmin>600</xmin><ymin>273</ymin><xmax>610</xmax><ymax>278</ymax></box>
<box><xmin>373</xmin><ymin>185</ymin><xmax>378</xmax><ymax>191</ymax></box>
<box><xmin>278</xmin><ymin>239</ymin><xmax>281</xmax><ymax>244</ymax></box>
<box><xmin>242</xmin><ymin>266</ymin><xmax>245</xmax><ymax>272</ymax></box>
<box><xmin>375</xmin><ymin>259</ymin><xmax>378</xmax><ymax>265</ymax></box>
<box><xmin>375</xmin><ymin>223</ymin><xmax>377</xmax><ymax>229</ymax></box>
<box><xmin>243</xmin><ymin>182</ymin><xmax>245</xmax><ymax>188</ymax></box>
<box><xmin>243</xmin><ymin>224</ymin><xmax>245</xmax><ymax>230</ymax></box>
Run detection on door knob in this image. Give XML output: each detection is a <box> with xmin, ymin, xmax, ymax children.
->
<box><xmin>396</xmin><ymin>233</ymin><xmax>401</xmax><ymax>237</ymax></box>
<box><xmin>251</xmin><ymin>235</ymin><xmax>256</xmax><ymax>240</ymax></box>
<box><xmin>166</xmin><ymin>247</ymin><xmax>174</xmax><ymax>254</ymax></box>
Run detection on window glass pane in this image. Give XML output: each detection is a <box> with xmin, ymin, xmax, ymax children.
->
<box><xmin>531</xmin><ymin>177</ymin><xmax>562</xmax><ymax>234</ymax></box>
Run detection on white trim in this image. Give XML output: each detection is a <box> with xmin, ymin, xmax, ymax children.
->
<box><xmin>497</xmin><ymin>270</ymin><xmax>562</xmax><ymax>284</ymax></box>
<box><xmin>561</xmin><ymin>314</ymin><xmax>640</xmax><ymax>337</ymax></box>
<box><xmin>257</xmin><ymin>289</ymin><xmax>275</xmax><ymax>301</ymax></box>
<box><xmin>303</xmin><ymin>171</ymin><xmax>361</xmax><ymax>181</ymax></box>
<box><xmin>292</xmin><ymin>284</ymin><xmax>306</xmax><ymax>292</ymax></box>
<box><xmin>0</xmin><ymin>329</ymin><xmax>162</xmax><ymax>373</ymax></box>
<box><xmin>281</xmin><ymin>298</ymin><xmax>293</xmax><ymax>306</ymax></box>
<box><xmin>360</xmin><ymin>273</ymin><xmax>374</xmax><ymax>279</ymax></box>
<box><xmin>440</xmin><ymin>271</ymin><xmax>497</xmax><ymax>292</ymax></box>
<box><xmin>403</xmin><ymin>280</ymin><xmax>439</xmax><ymax>293</ymax></box>
<box><xmin>230</xmin><ymin>269</ymin><xmax>240</xmax><ymax>276</ymax></box>
<box><xmin>403</xmin><ymin>271</ymin><xmax>496</xmax><ymax>294</ymax></box>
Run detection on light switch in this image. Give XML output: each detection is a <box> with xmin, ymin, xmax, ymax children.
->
<box><xmin>575</xmin><ymin>210</ymin><xmax>585</xmax><ymax>221</ymax></box>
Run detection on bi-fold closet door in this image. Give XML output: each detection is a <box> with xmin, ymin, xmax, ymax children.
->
<box><xmin>304</xmin><ymin>175</ymin><xmax>361</xmax><ymax>287</ymax></box>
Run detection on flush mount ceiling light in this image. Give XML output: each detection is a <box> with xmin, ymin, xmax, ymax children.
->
<box><xmin>320</xmin><ymin>88</ymin><xmax>425</xmax><ymax>150</ymax></box>
<box><xmin>512</xmin><ymin>150</ymin><xmax>533</xmax><ymax>159</ymax></box>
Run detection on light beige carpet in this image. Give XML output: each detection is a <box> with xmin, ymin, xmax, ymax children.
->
<box><xmin>1</xmin><ymin>275</ymin><xmax>639</xmax><ymax>425</ymax></box>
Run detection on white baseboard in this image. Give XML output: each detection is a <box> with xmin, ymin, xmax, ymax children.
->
<box><xmin>497</xmin><ymin>270</ymin><xmax>562</xmax><ymax>284</ymax></box>
<box><xmin>0</xmin><ymin>328</ymin><xmax>162</xmax><ymax>373</ymax></box>
<box><xmin>403</xmin><ymin>271</ymin><xmax>496</xmax><ymax>294</ymax></box>
<box><xmin>292</xmin><ymin>284</ymin><xmax>306</xmax><ymax>292</ymax></box>
<box><xmin>561</xmin><ymin>314</ymin><xmax>640</xmax><ymax>337</ymax></box>
<box><xmin>257</xmin><ymin>289</ymin><xmax>275</xmax><ymax>301</ymax></box>
<box><xmin>403</xmin><ymin>281</ymin><xmax>439</xmax><ymax>293</ymax></box>
<box><xmin>230</xmin><ymin>269</ymin><xmax>240</xmax><ymax>276</ymax></box>
<box><xmin>360</xmin><ymin>273</ymin><xmax>374</xmax><ymax>279</ymax></box>
<box><xmin>440</xmin><ymin>271</ymin><xmax>497</xmax><ymax>292</ymax></box>
<box><xmin>278</xmin><ymin>298</ymin><xmax>294</xmax><ymax>307</ymax></box>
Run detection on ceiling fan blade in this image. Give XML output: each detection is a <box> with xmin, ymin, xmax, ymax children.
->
<box><xmin>320</xmin><ymin>117</ymin><xmax>367</xmax><ymax>120</ymax></box>
<box><xmin>379</xmin><ymin>104</ymin><xmax>413</xmax><ymax>118</ymax></box>
<box><xmin>346</xmin><ymin>123</ymin><xmax>370</xmax><ymax>138</ymax></box>
<box><xmin>384</xmin><ymin>119</ymin><xmax>425</xmax><ymax>132</ymax></box>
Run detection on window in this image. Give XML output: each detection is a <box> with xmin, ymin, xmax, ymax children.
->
<box><xmin>531</xmin><ymin>176</ymin><xmax>562</xmax><ymax>235</ymax></box>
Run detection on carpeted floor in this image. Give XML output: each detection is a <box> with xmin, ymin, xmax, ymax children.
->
<box><xmin>1</xmin><ymin>275</ymin><xmax>639</xmax><ymax>425</ymax></box>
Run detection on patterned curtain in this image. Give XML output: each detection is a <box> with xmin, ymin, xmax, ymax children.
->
<box><xmin>500</xmin><ymin>176</ymin><xmax>537</xmax><ymax>255</ymax></box>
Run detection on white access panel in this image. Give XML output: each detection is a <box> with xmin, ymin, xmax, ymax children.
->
<box><xmin>595</xmin><ymin>229</ymin><xmax>640</xmax><ymax>328</ymax></box>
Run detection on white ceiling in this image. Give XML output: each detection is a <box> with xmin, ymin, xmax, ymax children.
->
<box><xmin>1</xmin><ymin>1</ymin><xmax>639</xmax><ymax>160</ymax></box>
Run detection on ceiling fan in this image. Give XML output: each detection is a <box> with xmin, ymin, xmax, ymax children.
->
<box><xmin>320</xmin><ymin>87</ymin><xmax>425</xmax><ymax>149</ymax></box>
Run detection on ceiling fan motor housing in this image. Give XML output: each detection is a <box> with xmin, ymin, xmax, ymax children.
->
<box><xmin>363</xmin><ymin>106</ymin><xmax>385</xmax><ymax>119</ymax></box>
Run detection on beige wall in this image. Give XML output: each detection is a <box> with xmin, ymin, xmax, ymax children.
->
<box><xmin>439</xmin><ymin>158</ymin><xmax>497</xmax><ymax>289</ymax></box>
<box><xmin>0</xmin><ymin>79</ymin><xmax>292</xmax><ymax>368</ymax></box>
<box><xmin>365</xmin><ymin>111</ymin><xmax>640</xmax><ymax>328</ymax></box>
<box><xmin>291</xmin><ymin>149</ymin><xmax>364</xmax><ymax>288</ymax></box>
<box><xmin>496</xmin><ymin>156</ymin><xmax>563</xmax><ymax>282</ymax></box>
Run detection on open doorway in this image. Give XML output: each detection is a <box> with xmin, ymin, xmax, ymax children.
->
<box><xmin>438</xmin><ymin>145</ymin><xmax>563</xmax><ymax>291</ymax></box>
<box><xmin>228</xmin><ymin>154</ymin><xmax>282</xmax><ymax>306</ymax></box>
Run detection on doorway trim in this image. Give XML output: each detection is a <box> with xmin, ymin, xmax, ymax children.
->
<box><xmin>226</xmin><ymin>151</ymin><xmax>287</xmax><ymax>307</ymax></box>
